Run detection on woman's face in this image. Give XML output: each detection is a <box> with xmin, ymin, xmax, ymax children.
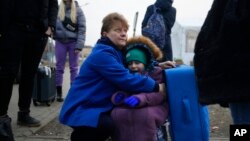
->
<box><xmin>103</xmin><ymin>21</ymin><xmax>128</xmax><ymax>50</ymax></box>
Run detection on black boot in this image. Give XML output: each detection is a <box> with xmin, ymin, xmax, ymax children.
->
<box><xmin>17</xmin><ymin>111</ymin><xmax>41</xmax><ymax>127</ymax></box>
<box><xmin>0</xmin><ymin>115</ymin><xmax>15</xmax><ymax>141</ymax></box>
<box><xmin>56</xmin><ymin>86</ymin><xmax>64</xmax><ymax>102</ymax></box>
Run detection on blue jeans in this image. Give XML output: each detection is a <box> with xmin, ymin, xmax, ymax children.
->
<box><xmin>229</xmin><ymin>102</ymin><xmax>250</xmax><ymax>124</ymax></box>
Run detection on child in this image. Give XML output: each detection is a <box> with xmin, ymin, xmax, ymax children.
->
<box><xmin>111</xmin><ymin>36</ymin><xmax>169</xmax><ymax>141</ymax></box>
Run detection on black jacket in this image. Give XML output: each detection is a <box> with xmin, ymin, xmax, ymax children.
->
<box><xmin>41</xmin><ymin>0</ymin><xmax>59</xmax><ymax>31</ymax></box>
<box><xmin>0</xmin><ymin>0</ymin><xmax>58</xmax><ymax>35</ymax></box>
<box><xmin>194</xmin><ymin>0</ymin><xmax>250</xmax><ymax>105</ymax></box>
<box><xmin>0</xmin><ymin>0</ymin><xmax>14</xmax><ymax>35</ymax></box>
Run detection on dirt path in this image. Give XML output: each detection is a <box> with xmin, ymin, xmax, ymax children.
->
<box><xmin>208</xmin><ymin>104</ymin><xmax>232</xmax><ymax>137</ymax></box>
<box><xmin>34</xmin><ymin>104</ymin><xmax>232</xmax><ymax>139</ymax></box>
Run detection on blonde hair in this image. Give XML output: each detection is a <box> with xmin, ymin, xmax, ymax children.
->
<box><xmin>58</xmin><ymin>0</ymin><xmax>77</xmax><ymax>23</ymax></box>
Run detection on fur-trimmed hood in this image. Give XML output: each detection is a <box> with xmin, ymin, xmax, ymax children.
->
<box><xmin>125</xmin><ymin>36</ymin><xmax>163</xmax><ymax>61</ymax></box>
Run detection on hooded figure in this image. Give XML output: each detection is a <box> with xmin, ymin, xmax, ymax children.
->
<box><xmin>111</xmin><ymin>36</ymin><xmax>168</xmax><ymax>141</ymax></box>
<box><xmin>142</xmin><ymin>0</ymin><xmax>176</xmax><ymax>61</ymax></box>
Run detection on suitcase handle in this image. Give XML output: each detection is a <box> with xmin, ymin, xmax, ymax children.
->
<box><xmin>182</xmin><ymin>99</ymin><xmax>192</xmax><ymax>122</ymax></box>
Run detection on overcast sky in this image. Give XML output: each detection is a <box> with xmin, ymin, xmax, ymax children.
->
<box><xmin>76</xmin><ymin>0</ymin><xmax>213</xmax><ymax>46</ymax></box>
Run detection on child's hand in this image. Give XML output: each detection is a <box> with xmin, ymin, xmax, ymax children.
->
<box><xmin>124</xmin><ymin>96</ymin><xmax>140</xmax><ymax>108</ymax></box>
<box><xmin>114</xmin><ymin>92</ymin><xmax>126</xmax><ymax>103</ymax></box>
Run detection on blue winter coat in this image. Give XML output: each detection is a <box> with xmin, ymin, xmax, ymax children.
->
<box><xmin>59</xmin><ymin>37</ymin><xmax>157</xmax><ymax>127</ymax></box>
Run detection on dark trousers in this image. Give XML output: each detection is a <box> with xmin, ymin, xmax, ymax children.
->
<box><xmin>0</xmin><ymin>24</ymin><xmax>47</xmax><ymax>115</ymax></box>
<box><xmin>161</xmin><ymin>35</ymin><xmax>173</xmax><ymax>62</ymax></box>
<box><xmin>71</xmin><ymin>113</ymin><xmax>115</xmax><ymax>141</ymax></box>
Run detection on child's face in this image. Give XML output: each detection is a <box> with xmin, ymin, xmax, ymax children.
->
<box><xmin>103</xmin><ymin>21</ymin><xmax>128</xmax><ymax>50</ymax></box>
<box><xmin>127</xmin><ymin>61</ymin><xmax>145</xmax><ymax>73</ymax></box>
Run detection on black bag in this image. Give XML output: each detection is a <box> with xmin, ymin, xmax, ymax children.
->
<box><xmin>194</xmin><ymin>0</ymin><xmax>250</xmax><ymax>104</ymax></box>
<box><xmin>62</xmin><ymin>17</ymin><xmax>78</xmax><ymax>32</ymax></box>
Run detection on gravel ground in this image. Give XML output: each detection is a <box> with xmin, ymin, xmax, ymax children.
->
<box><xmin>34</xmin><ymin>104</ymin><xmax>232</xmax><ymax>138</ymax></box>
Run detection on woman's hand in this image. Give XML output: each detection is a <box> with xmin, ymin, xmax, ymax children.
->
<box><xmin>114</xmin><ymin>92</ymin><xmax>126</xmax><ymax>103</ymax></box>
<box><xmin>45</xmin><ymin>26</ymin><xmax>53</xmax><ymax>37</ymax></box>
<box><xmin>158</xmin><ymin>61</ymin><xmax>176</xmax><ymax>69</ymax></box>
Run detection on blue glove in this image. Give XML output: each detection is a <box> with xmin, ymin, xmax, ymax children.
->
<box><xmin>124</xmin><ymin>96</ymin><xmax>140</xmax><ymax>108</ymax></box>
<box><xmin>114</xmin><ymin>92</ymin><xmax>126</xmax><ymax>103</ymax></box>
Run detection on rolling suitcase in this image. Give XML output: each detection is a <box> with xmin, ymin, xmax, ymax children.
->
<box><xmin>32</xmin><ymin>37</ymin><xmax>56</xmax><ymax>106</ymax></box>
<box><xmin>32</xmin><ymin>66</ymin><xmax>56</xmax><ymax>106</ymax></box>
<box><xmin>164</xmin><ymin>65</ymin><xmax>209</xmax><ymax>141</ymax></box>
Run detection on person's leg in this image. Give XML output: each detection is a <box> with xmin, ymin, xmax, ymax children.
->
<box><xmin>97</xmin><ymin>112</ymin><xmax>115</xmax><ymax>140</ymax></box>
<box><xmin>67</xmin><ymin>41</ymin><xmax>79</xmax><ymax>84</ymax></box>
<box><xmin>55</xmin><ymin>41</ymin><xmax>67</xmax><ymax>102</ymax></box>
<box><xmin>229</xmin><ymin>102</ymin><xmax>250</xmax><ymax>124</ymax></box>
<box><xmin>0</xmin><ymin>27</ymin><xmax>23</xmax><ymax>116</ymax></box>
<box><xmin>71</xmin><ymin>113</ymin><xmax>115</xmax><ymax>141</ymax></box>
<box><xmin>0</xmin><ymin>27</ymin><xmax>22</xmax><ymax>141</ymax></box>
<box><xmin>18</xmin><ymin>32</ymin><xmax>47</xmax><ymax>127</ymax></box>
<box><xmin>161</xmin><ymin>36</ymin><xmax>173</xmax><ymax>62</ymax></box>
<box><xmin>71</xmin><ymin>127</ymin><xmax>107</xmax><ymax>141</ymax></box>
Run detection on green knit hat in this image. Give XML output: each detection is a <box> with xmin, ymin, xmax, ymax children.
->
<box><xmin>126</xmin><ymin>48</ymin><xmax>147</xmax><ymax>65</ymax></box>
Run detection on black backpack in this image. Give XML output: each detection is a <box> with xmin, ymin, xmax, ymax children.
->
<box><xmin>142</xmin><ymin>5</ymin><xmax>166</xmax><ymax>49</ymax></box>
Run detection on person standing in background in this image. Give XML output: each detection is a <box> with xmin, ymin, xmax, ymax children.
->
<box><xmin>194</xmin><ymin>0</ymin><xmax>250</xmax><ymax>124</ymax></box>
<box><xmin>0</xmin><ymin>0</ymin><xmax>58</xmax><ymax>140</ymax></box>
<box><xmin>142</xmin><ymin>0</ymin><xmax>176</xmax><ymax>61</ymax></box>
<box><xmin>53</xmin><ymin>0</ymin><xmax>86</xmax><ymax>102</ymax></box>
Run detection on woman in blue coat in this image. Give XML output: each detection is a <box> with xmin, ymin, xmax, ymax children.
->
<box><xmin>59</xmin><ymin>12</ymin><xmax>174</xmax><ymax>141</ymax></box>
